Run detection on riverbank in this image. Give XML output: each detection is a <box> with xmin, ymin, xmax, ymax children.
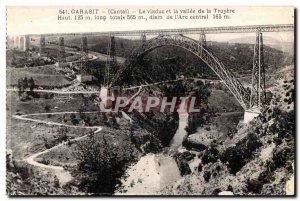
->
<box><xmin>115</xmin><ymin>113</ymin><xmax>188</xmax><ymax>195</ymax></box>
<box><xmin>115</xmin><ymin>153</ymin><xmax>182</xmax><ymax>195</ymax></box>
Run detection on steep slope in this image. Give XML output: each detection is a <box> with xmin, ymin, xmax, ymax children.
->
<box><xmin>161</xmin><ymin>71</ymin><xmax>294</xmax><ymax>195</ymax></box>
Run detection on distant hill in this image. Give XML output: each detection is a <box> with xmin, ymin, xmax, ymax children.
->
<box><xmin>227</xmin><ymin>36</ymin><xmax>294</xmax><ymax>55</ymax></box>
<box><xmin>62</xmin><ymin>35</ymin><xmax>140</xmax><ymax>58</ymax></box>
<box><xmin>32</xmin><ymin>35</ymin><xmax>293</xmax><ymax>87</ymax></box>
<box><xmin>112</xmin><ymin>40</ymin><xmax>294</xmax><ymax>86</ymax></box>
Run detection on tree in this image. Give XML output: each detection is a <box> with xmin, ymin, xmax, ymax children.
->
<box><xmin>57</xmin><ymin>127</ymin><xmax>68</xmax><ymax>142</ymax></box>
<box><xmin>28</xmin><ymin>77</ymin><xmax>35</xmax><ymax>91</ymax></box>
<box><xmin>70</xmin><ymin>113</ymin><xmax>79</xmax><ymax>125</ymax></box>
<box><xmin>71</xmin><ymin>135</ymin><xmax>132</xmax><ymax>195</ymax></box>
<box><xmin>22</xmin><ymin>77</ymin><xmax>28</xmax><ymax>90</ymax></box>
<box><xmin>17</xmin><ymin>79</ymin><xmax>23</xmax><ymax>97</ymax></box>
<box><xmin>44</xmin><ymin>105</ymin><xmax>51</xmax><ymax>112</ymax></box>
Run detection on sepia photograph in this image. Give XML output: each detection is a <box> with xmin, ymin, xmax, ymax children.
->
<box><xmin>5</xmin><ymin>6</ymin><xmax>295</xmax><ymax>196</ymax></box>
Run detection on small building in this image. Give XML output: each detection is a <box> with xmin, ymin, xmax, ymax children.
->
<box><xmin>76</xmin><ymin>74</ymin><xmax>96</xmax><ymax>83</ymax></box>
<box><xmin>55</xmin><ymin>62</ymin><xmax>69</xmax><ymax>68</ymax></box>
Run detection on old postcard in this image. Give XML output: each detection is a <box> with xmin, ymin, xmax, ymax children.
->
<box><xmin>6</xmin><ymin>6</ymin><xmax>295</xmax><ymax>196</ymax></box>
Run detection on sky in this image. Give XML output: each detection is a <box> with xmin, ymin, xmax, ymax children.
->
<box><xmin>7</xmin><ymin>6</ymin><xmax>294</xmax><ymax>43</ymax></box>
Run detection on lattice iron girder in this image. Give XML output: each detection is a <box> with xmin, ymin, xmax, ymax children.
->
<box><xmin>199</xmin><ymin>32</ymin><xmax>206</xmax><ymax>48</ymax></box>
<box><xmin>111</xmin><ymin>34</ymin><xmax>250</xmax><ymax>109</ymax></box>
<box><xmin>104</xmin><ymin>36</ymin><xmax>117</xmax><ymax>86</ymax></box>
<box><xmin>32</xmin><ymin>24</ymin><xmax>293</xmax><ymax>38</ymax></box>
<box><xmin>141</xmin><ymin>33</ymin><xmax>147</xmax><ymax>45</ymax></box>
<box><xmin>40</xmin><ymin>36</ymin><xmax>46</xmax><ymax>54</ymax></box>
<box><xmin>110</xmin><ymin>36</ymin><xmax>116</xmax><ymax>62</ymax></box>
<box><xmin>57</xmin><ymin>37</ymin><xmax>65</xmax><ymax>64</ymax></box>
<box><xmin>250</xmin><ymin>31</ymin><xmax>266</xmax><ymax>108</ymax></box>
<box><xmin>80</xmin><ymin>36</ymin><xmax>88</xmax><ymax>75</ymax></box>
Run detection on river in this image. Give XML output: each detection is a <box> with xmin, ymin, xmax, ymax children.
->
<box><xmin>169</xmin><ymin>112</ymin><xmax>189</xmax><ymax>150</ymax></box>
<box><xmin>115</xmin><ymin>113</ymin><xmax>188</xmax><ymax>195</ymax></box>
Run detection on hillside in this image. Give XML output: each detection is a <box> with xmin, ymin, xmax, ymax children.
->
<box><xmin>161</xmin><ymin>71</ymin><xmax>294</xmax><ymax>195</ymax></box>
<box><xmin>111</xmin><ymin>41</ymin><xmax>293</xmax><ymax>86</ymax></box>
<box><xmin>228</xmin><ymin>36</ymin><xmax>294</xmax><ymax>55</ymax></box>
<box><xmin>58</xmin><ymin>35</ymin><xmax>293</xmax><ymax>79</ymax></box>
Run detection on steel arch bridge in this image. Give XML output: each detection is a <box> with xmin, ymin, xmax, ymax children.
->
<box><xmin>10</xmin><ymin>24</ymin><xmax>293</xmax><ymax>113</ymax></box>
<box><xmin>110</xmin><ymin>34</ymin><xmax>251</xmax><ymax>110</ymax></box>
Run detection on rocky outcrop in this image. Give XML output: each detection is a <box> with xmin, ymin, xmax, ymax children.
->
<box><xmin>173</xmin><ymin>152</ymin><xmax>194</xmax><ymax>176</ymax></box>
<box><xmin>220</xmin><ymin>133</ymin><xmax>262</xmax><ymax>174</ymax></box>
<box><xmin>182</xmin><ymin>137</ymin><xmax>207</xmax><ymax>151</ymax></box>
<box><xmin>161</xmin><ymin>76</ymin><xmax>295</xmax><ymax>195</ymax></box>
<box><xmin>130</xmin><ymin>111</ymin><xmax>179</xmax><ymax>153</ymax></box>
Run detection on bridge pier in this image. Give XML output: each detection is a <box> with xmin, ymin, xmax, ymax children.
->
<box><xmin>7</xmin><ymin>36</ymin><xmax>13</xmax><ymax>49</ymax></box>
<box><xmin>40</xmin><ymin>36</ymin><xmax>45</xmax><ymax>55</ymax></box>
<box><xmin>250</xmin><ymin>30</ymin><xmax>266</xmax><ymax>108</ymax></box>
<box><xmin>99</xmin><ymin>86</ymin><xmax>122</xmax><ymax>110</ymax></box>
<box><xmin>109</xmin><ymin>36</ymin><xmax>116</xmax><ymax>63</ymax></box>
<box><xmin>13</xmin><ymin>35</ymin><xmax>30</xmax><ymax>51</ymax></box>
<box><xmin>104</xmin><ymin>36</ymin><xmax>116</xmax><ymax>85</ymax></box>
<box><xmin>140</xmin><ymin>33</ymin><xmax>146</xmax><ymax>45</ymax></box>
<box><xmin>19</xmin><ymin>36</ymin><xmax>24</xmax><ymax>50</ymax></box>
<box><xmin>24</xmin><ymin>35</ymin><xmax>30</xmax><ymax>51</ymax></box>
<box><xmin>244</xmin><ymin>107</ymin><xmax>261</xmax><ymax>123</ymax></box>
<box><xmin>244</xmin><ymin>30</ymin><xmax>267</xmax><ymax>122</ymax></box>
<box><xmin>199</xmin><ymin>31</ymin><xmax>206</xmax><ymax>47</ymax></box>
<box><xmin>13</xmin><ymin>36</ymin><xmax>19</xmax><ymax>49</ymax></box>
<box><xmin>79</xmin><ymin>36</ymin><xmax>89</xmax><ymax>77</ymax></box>
<box><xmin>56</xmin><ymin>37</ymin><xmax>67</xmax><ymax>68</ymax></box>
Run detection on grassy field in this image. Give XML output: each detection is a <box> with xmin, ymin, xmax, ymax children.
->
<box><xmin>6</xmin><ymin>66</ymin><xmax>72</xmax><ymax>88</ymax></box>
<box><xmin>6</xmin><ymin>91</ymin><xmax>98</xmax><ymax>115</ymax></box>
<box><xmin>207</xmin><ymin>89</ymin><xmax>243</xmax><ymax>112</ymax></box>
<box><xmin>6</xmin><ymin>90</ymin><xmax>134</xmax><ymax>160</ymax></box>
<box><xmin>30</xmin><ymin>112</ymin><xmax>105</xmax><ymax>127</ymax></box>
<box><xmin>34</xmin><ymin>125</ymin><xmax>138</xmax><ymax>168</ymax></box>
<box><xmin>6</xmin><ymin>91</ymin><xmax>100</xmax><ymax>161</ymax></box>
<box><xmin>6</xmin><ymin>116</ymin><xmax>91</xmax><ymax>160</ymax></box>
<box><xmin>212</xmin><ymin>112</ymin><xmax>244</xmax><ymax>134</ymax></box>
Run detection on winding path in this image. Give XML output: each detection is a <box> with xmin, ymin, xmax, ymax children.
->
<box><xmin>24</xmin><ymin>133</ymin><xmax>98</xmax><ymax>170</ymax></box>
<box><xmin>14</xmin><ymin>111</ymin><xmax>101</xmax><ymax>130</ymax></box>
<box><xmin>14</xmin><ymin>111</ymin><xmax>103</xmax><ymax>170</ymax></box>
<box><xmin>7</xmin><ymin>77</ymin><xmax>210</xmax><ymax>95</ymax></box>
<box><xmin>12</xmin><ymin>111</ymin><xmax>103</xmax><ymax>184</ymax></box>
<box><xmin>12</xmin><ymin>84</ymin><xmax>144</xmax><ymax>172</ymax></box>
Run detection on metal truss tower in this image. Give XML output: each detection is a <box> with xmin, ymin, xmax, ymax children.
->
<box><xmin>250</xmin><ymin>31</ymin><xmax>266</xmax><ymax>109</ymax></box>
<box><xmin>110</xmin><ymin>36</ymin><xmax>116</xmax><ymax>63</ymax></box>
<box><xmin>104</xmin><ymin>36</ymin><xmax>116</xmax><ymax>86</ymax></box>
<box><xmin>80</xmin><ymin>36</ymin><xmax>88</xmax><ymax>75</ymax></box>
<box><xmin>199</xmin><ymin>31</ymin><xmax>206</xmax><ymax>48</ymax></box>
<box><xmin>140</xmin><ymin>33</ymin><xmax>147</xmax><ymax>45</ymax></box>
<box><xmin>57</xmin><ymin>37</ymin><xmax>65</xmax><ymax>67</ymax></box>
<box><xmin>40</xmin><ymin>36</ymin><xmax>45</xmax><ymax>54</ymax></box>
<box><xmin>24</xmin><ymin>35</ymin><xmax>30</xmax><ymax>51</ymax></box>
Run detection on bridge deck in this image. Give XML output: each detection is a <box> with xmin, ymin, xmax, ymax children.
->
<box><xmin>23</xmin><ymin>24</ymin><xmax>294</xmax><ymax>37</ymax></box>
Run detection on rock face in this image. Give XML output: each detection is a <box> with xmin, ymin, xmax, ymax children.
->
<box><xmin>161</xmin><ymin>76</ymin><xmax>295</xmax><ymax>196</ymax></box>
<box><xmin>182</xmin><ymin>138</ymin><xmax>207</xmax><ymax>151</ymax></box>
<box><xmin>183</xmin><ymin>124</ymin><xmax>224</xmax><ymax>152</ymax></box>
<box><xmin>220</xmin><ymin>133</ymin><xmax>262</xmax><ymax>174</ymax></box>
<box><xmin>131</xmin><ymin>111</ymin><xmax>179</xmax><ymax>153</ymax></box>
<box><xmin>173</xmin><ymin>152</ymin><xmax>193</xmax><ymax>176</ymax></box>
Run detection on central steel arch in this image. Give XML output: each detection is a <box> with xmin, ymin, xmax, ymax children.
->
<box><xmin>110</xmin><ymin>34</ymin><xmax>251</xmax><ymax>110</ymax></box>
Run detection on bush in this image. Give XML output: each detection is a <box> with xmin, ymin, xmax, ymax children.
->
<box><xmin>71</xmin><ymin>135</ymin><xmax>136</xmax><ymax>195</ymax></box>
<box><xmin>220</xmin><ymin>133</ymin><xmax>262</xmax><ymax>174</ymax></box>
